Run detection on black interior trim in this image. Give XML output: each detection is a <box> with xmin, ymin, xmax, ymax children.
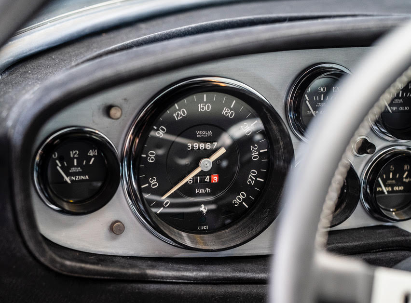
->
<box><xmin>7</xmin><ymin>16</ymin><xmax>409</xmax><ymax>281</ymax></box>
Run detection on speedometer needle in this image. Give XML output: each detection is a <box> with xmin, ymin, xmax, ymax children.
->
<box><xmin>57</xmin><ymin>166</ymin><xmax>71</xmax><ymax>184</ymax></box>
<box><xmin>161</xmin><ymin>147</ymin><xmax>226</xmax><ymax>199</ymax></box>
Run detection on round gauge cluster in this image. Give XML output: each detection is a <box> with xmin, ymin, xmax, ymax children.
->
<box><xmin>361</xmin><ymin>147</ymin><xmax>410</xmax><ymax>222</ymax></box>
<box><xmin>123</xmin><ymin>77</ymin><xmax>294</xmax><ymax>251</ymax></box>
<box><xmin>286</xmin><ymin>63</ymin><xmax>350</xmax><ymax>141</ymax></box>
<box><xmin>34</xmin><ymin>128</ymin><xmax>120</xmax><ymax>214</ymax></box>
<box><xmin>373</xmin><ymin>82</ymin><xmax>411</xmax><ymax>141</ymax></box>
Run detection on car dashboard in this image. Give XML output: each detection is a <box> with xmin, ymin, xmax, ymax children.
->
<box><xmin>0</xmin><ymin>0</ymin><xmax>410</xmax><ymax>301</ymax></box>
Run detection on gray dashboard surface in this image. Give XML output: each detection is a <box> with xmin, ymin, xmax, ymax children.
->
<box><xmin>32</xmin><ymin>47</ymin><xmax>410</xmax><ymax>258</ymax></box>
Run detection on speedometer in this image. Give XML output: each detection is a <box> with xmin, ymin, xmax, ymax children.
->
<box><xmin>123</xmin><ymin>77</ymin><xmax>294</xmax><ymax>251</ymax></box>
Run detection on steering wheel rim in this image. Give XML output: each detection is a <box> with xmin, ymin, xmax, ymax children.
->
<box><xmin>270</xmin><ymin>22</ymin><xmax>411</xmax><ymax>302</ymax></box>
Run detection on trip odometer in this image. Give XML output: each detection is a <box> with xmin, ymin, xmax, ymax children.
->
<box><xmin>123</xmin><ymin>77</ymin><xmax>294</xmax><ymax>251</ymax></box>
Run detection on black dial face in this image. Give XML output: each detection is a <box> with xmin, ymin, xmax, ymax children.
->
<box><xmin>35</xmin><ymin>129</ymin><xmax>121</xmax><ymax>214</ymax></box>
<box><xmin>374</xmin><ymin>155</ymin><xmax>411</xmax><ymax>213</ymax></box>
<box><xmin>46</xmin><ymin>140</ymin><xmax>108</xmax><ymax>202</ymax></box>
<box><xmin>380</xmin><ymin>82</ymin><xmax>411</xmax><ymax>140</ymax></box>
<box><xmin>136</xmin><ymin>92</ymin><xmax>270</xmax><ymax>233</ymax></box>
<box><xmin>299</xmin><ymin>76</ymin><xmax>341</xmax><ymax>130</ymax></box>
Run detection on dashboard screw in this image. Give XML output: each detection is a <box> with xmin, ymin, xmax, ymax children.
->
<box><xmin>108</xmin><ymin>106</ymin><xmax>122</xmax><ymax>120</ymax></box>
<box><xmin>110</xmin><ymin>220</ymin><xmax>125</xmax><ymax>235</ymax></box>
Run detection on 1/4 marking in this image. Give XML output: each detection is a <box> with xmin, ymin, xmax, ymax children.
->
<box><xmin>257</xmin><ymin>178</ymin><xmax>264</xmax><ymax>182</ymax></box>
<box><xmin>246</xmin><ymin>113</ymin><xmax>251</xmax><ymax>118</ymax></box>
<box><xmin>249</xmin><ymin>196</ymin><xmax>254</xmax><ymax>200</ymax></box>
<box><xmin>255</xmin><ymin>187</ymin><xmax>261</xmax><ymax>191</ymax></box>
<box><xmin>151</xmin><ymin>201</ymin><xmax>156</xmax><ymax>206</ymax></box>
<box><xmin>90</xmin><ymin>158</ymin><xmax>95</xmax><ymax>165</ymax></box>
<box><xmin>239</xmin><ymin>106</ymin><xmax>244</xmax><ymax>112</ymax></box>
<box><xmin>144</xmin><ymin>193</ymin><xmax>151</xmax><ymax>197</ymax></box>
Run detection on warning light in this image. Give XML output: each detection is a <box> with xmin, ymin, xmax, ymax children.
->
<box><xmin>211</xmin><ymin>174</ymin><xmax>219</xmax><ymax>183</ymax></box>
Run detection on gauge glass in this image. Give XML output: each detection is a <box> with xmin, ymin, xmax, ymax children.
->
<box><xmin>287</xmin><ymin>64</ymin><xmax>350</xmax><ymax>140</ymax></box>
<box><xmin>35</xmin><ymin>128</ymin><xmax>120</xmax><ymax>214</ymax></box>
<box><xmin>46</xmin><ymin>140</ymin><xmax>108</xmax><ymax>202</ymax></box>
<box><xmin>374</xmin><ymin>155</ymin><xmax>411</xmax><ymax>212</ymax></box>
<box><xmin>379</xmin><ymin>82</ymin><xmax>411</xmax><ymax>140</ymax></box>
<box><xmin>136</xmin><ymin>92</ymin><xmax>269</xmax><ymax>233</ymax></box>
<box><xmin>299</xmin><ymin>76</ymin><xmax>341</xmax><ymax>130</ymax></box>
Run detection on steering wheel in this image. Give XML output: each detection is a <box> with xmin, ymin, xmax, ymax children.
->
<box><xmin>270</xmin><ymin>22</ymin><xmax>411</xmax><ymax>302</ymax></box>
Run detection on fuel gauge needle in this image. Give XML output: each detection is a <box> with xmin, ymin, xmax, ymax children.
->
<box><xmin>57</xmin><ymin>166</ymin><xmax>71</xmax><ymax>184</ymax></box>
<box><xmin>161</xmin><ymin>147</ymin><xmax>226</xmax><ymax>199</ymax></box>
<box><xmin>378</xmin><ymin>178</ymin><xmax>387</xmax><ymax>195</ymax></box>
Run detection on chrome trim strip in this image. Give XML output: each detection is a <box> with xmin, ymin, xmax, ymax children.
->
<box><xmin>0</xmin><ymin>0</ymin><xmax>234</xmax><ymax>74</ymax></box>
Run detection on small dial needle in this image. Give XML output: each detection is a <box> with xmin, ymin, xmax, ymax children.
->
<box><xmin>57</xmin><ymin>166</ymin><xmax>71</xmax><ymax>184</ymax></box>
<box><xmin>305</xmin><ymin>95</ymin><xmax>316</xmax><ymax>117</ymax></box>
<box><xmin>161</xmin><ymin>147</ymin><xmax>226</xmax><ymax>199</ymax></box>
<box><xmin>384</xmin><ymin>101</ymin><xmax>393</xmax><ymax>113</ymax></box>
<box><xmin>378</xmin><ymin>178</ymin><xmax>387</xmax><ymax>195</ymax></box>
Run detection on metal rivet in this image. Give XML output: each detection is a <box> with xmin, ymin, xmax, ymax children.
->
<box><xmin>108</xmin><ymin>106</ymin><xmax>122</xmax><ymax>120</ymax></box>
<box><xmin>110</xmin><ymin>220</ymin><xmax>125</xmax><ymax>235</ymax></box>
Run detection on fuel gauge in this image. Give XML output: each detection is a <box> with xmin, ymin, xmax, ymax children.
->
<box><xmin>34</xmin><ymin>127</ymin><xmax>120</xmax><ymax>214</ymax></box>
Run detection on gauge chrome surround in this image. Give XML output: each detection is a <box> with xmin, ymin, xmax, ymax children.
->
<box><xmin>286</xmin><ymin>63</ymin><xmax>351</xmax><ymax>141</ymax></box>
<box><xmin>34</xmin><ymin>127</ymin><xmax>121</xmax><ymax>214</ymax></box>
<box><xmin>360</xmin><ymin>146</ymin><xmax>411</xmax><ymax>222</ymax></box>
<box><xmin>370</xmin><ymin>116</ymin><xmax>411</xmax><ymax>143</ymax></box>
<box><xmin>122</xmin><ymin>77</ymin><xmax>294</xmax><ymax>251</ymax></box>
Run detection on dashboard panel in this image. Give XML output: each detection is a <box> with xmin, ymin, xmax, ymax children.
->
<box><xmin>30</xmin><ymin>47</ymin><xmax>410</xmax><ymax>257</ymax></box>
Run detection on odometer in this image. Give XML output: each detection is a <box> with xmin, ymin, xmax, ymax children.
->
<box><xmin>123</xmin><ymin>77</ymin><xmax>294</xmax><ymax>251</ymax></box>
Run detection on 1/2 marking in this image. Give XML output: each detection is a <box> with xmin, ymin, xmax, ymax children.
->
<box><xmin>157</xmin><ymin>207</ymin><xmax>164</xmax><ymax>214</ymax></box>
<box><xmin>243</xmin><ymin>202</ymin><xmax>248</xmax><ymax>208</ymax></box>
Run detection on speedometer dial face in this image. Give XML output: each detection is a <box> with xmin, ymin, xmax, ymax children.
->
<box><xmin>124</xmin><ymin>77</ymin><xmax>294</xmax><ymax>251</ymax></box>
<box><xmin>137</xmin><ymin>92</ymin><xmax>269</xmax><ymax>233</ymax></box>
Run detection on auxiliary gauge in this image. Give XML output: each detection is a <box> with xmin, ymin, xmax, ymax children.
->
<box><xmin>34</xmin><ymin>127</ymin><xmax>120</xmax><ymax>214</ymax></box>
<box><xmin>361</xmin><ymin>147</ymin><xmax>411</xmax><ymax>222</ymax></box>
<box><xmin>286</xmin><ymin>63</ymin><xmax>350</xmax><ymax>141</ymax></box>
<box><xmin>372</xmin><ymin>81</ymin><xmax>411</xmax><ymax>141</ymax></box>
<box><xmin>123</xmin><ymin>77</ymin><xmax>294</xmax><ymax>251</ymax></box>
